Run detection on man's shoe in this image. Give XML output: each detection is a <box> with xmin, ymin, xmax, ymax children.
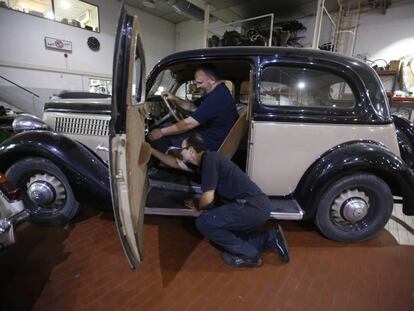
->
<box><xmin>264</xmin><ymin>225</ymin><xmax>290</xmax><ymax>263</ymax></box>
<box><xmin>222</xmin><ymin>252</ymin><xmax>263</xmax><ymax>268</ymax></box>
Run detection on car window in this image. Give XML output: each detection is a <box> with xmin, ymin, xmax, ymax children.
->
<box><xmin>259</xmin><ymin>67</ymin><xmax>356</xmax><ymax>109</ymax></box>
<box><xmin>148</xmin><ymin>69</ymin><xmax>177</xmax><ymax>97</ymax></box>
<box><xmin>239</xmin><ymin>81</ymin><xmax>249</xmax><ymax>104</ymax></box>
<box><xmin>131</xmin><ymin>39</ymin><xmax>145</xmax><ymax>105</ymax></box>
<box><xmin>175</xmin><ymin>81</ymin><xmax>198</xmax><ymax>101</ymax></box>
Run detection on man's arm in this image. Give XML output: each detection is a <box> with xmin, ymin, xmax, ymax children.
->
<box><xmin>148</xmin><ymin>116</ymin><xmax>200</xmax><ymax>141</ymax></box>
<box><xmin>162</xmin><ymin>91</ymin><xmax>197</xmax><ymax>111</ymax></box>
<box><xmin>150</xmin><ymin>148</ymin><xmax>192</xmax><ymax>171</ymax></box>
<box><xmin>198</xmin><ymin>190</ymin><xmax>215</xmax><ymax>210</ymax></box>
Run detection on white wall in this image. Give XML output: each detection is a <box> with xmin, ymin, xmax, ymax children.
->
<box><xmin>175</xmin><ymin>19</ymin><xmax>236</xmax><ymax>51</ymax></box>
<box><xmin>175</xmin><ymin>0</ymin><xmax>414</xmax><ymax>63</ymax></box>
<box><xmin>0</xmin><ymin>0</ymin><xmax>175</xmax><ymax>116</ymax></box>
<box><xmin>354</xmin><ymin>0</ymin><xmax>414</xmax><ymax>62</ymax></box>
<box><xmin>176</xmin><ymin>19</ymin><xmax>204</xmax><ymax>51</ymax></box>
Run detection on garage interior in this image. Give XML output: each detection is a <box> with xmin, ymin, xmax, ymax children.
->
<box><xmin>1</xmin><ymin>0</ymin><xmax>414</xmax><ymax>311</ymax></box>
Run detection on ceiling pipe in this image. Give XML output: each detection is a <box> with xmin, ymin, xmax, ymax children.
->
<box><xmin>170</xmin><ymin>0</ymin><xmax>217</xmax><ymax>22</ymax></box>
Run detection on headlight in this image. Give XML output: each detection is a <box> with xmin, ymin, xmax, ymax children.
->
<box><xmin>12</xmin><ymin>115</ymin><xmax>51</xmax><ymax>133</ymax></box>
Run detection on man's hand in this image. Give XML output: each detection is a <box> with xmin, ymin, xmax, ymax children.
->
<box><xmin>148</xmin><ymin>128</ymin><xmax>163</xmax><ymax>141</ymax></box>
<box><xmin>161</xmin><ymin>91</ymin><xmax>197</xmax><ymax>112</ymax></box>
<box><xmin>184</xmin><ymin>198</ymin><xmax>198</xmax><ymax>210</ymax></box>
<box><xmin>199</xmin><ymin>190</ymin><xmax>215</xmax><ymax>210</ymax></box>
<box><xmin>161</xmin><ymin>91</ymin><xmax>175</xmax><ymax>101</ymax></box>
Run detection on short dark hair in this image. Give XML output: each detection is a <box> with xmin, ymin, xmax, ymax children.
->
<box><xmin>185</xmin><ymin>134</ymin><xmax>207</xmax><ymax>153</ymax></box>
<box><xmin>195</xmin><ymin>63</ymin><xmax>219</xmax><ymax>81</ymax></box>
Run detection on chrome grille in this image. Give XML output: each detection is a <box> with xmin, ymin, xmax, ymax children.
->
<box><xmin>54</xmin><ymin>117</ymin><xmax>109</xmax><ymax>136</ymax></box>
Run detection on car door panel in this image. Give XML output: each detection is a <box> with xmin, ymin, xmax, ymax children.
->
<box><xmin>110</xmin><ymin>7</ymin><xmax>148</xmax><ymax>270</ymax></box>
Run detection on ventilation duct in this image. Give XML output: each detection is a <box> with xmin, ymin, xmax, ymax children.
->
<box><xmin>142</xmin><ymin>0</ymin><xmax>156</xmax><ymax>8</ymax></box>
<box><xmin>171</xmin><ymin>0</ymin><xmax>217</xmax><ymax>22</ymax></box>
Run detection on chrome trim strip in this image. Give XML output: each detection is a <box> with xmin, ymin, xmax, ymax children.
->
<box><xmin>269</xmin><ymin>210</ymin><xmax>304</xmax><ymax>220</ymax></box>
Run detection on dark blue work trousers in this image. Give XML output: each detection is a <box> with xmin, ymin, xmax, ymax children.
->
<box><xmin>195</xmin><ymin>195</ymin><xmax>271</xmax><ymax>259</ymax></box>
<box><xmin>150</xmin><ymin>131</ymin><xmax>188</xmax><ymax>153</ymax></box>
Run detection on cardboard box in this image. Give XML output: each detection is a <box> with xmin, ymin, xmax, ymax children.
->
<box><xmin>388</xmin><ymin>60</ymin><xmax>401</xmax><ymax>72</ymax></box>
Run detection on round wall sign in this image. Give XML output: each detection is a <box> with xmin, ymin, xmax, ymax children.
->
<box><xmin>87</xmin><ymin>37</ymin><xmax>100</xmax><ymax>51</ymax></box>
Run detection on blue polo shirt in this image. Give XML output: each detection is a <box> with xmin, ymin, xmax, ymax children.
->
<box><xmin>191</xmin><ymin>83</ymin><xmax>238</xmax><ymax>151</ymax></box>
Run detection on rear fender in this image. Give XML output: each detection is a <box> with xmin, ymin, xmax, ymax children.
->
<box><xmin>393</xmin><ymin>115</ymin><xmax>414</xmax><ymax>168</ymax></box>
<box><xmin>295</xmin><ymin>140</ymin><xmax>414</xmax><ymax>217</ymax></box>
<box><xmin>0</xmin><ymin>131</ymin><xmax>110</xmax><ymax>201</ymax></box>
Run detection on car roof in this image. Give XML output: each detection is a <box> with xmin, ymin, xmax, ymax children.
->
<box><xmin>149</xmin><ymin>47</ymin><xmax>374</xmax><ymax>87</ymax></box>
<box><xmin>155</xmin><ymin>46</ymin><xmax>367</xmax><ymax>69</ymax></box>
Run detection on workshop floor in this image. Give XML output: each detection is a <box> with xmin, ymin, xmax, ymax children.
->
<box><xmin>1</xmin><ymin>204</ymin><xmax>414</xmax><ymax>311</ymax></box>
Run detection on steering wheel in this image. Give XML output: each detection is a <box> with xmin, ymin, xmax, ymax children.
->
<box><xmin>162</xmin><ymin>95</ymin><xmax>183</xmax><ymax>122</ymax></box>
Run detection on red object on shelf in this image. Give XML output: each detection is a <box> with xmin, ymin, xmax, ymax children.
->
<box><xmin>391</xmin><ymin>97</ymin><xmax>414</xmax><ymax>103</ymax></box>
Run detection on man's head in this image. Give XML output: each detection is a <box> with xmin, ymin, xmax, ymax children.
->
<box><xmin>194</xmin><ymin>64</ymin><xmax>220</xmax><ymax>95</ymax></box>
<box><xmin>180</xmin><ymin>134</ymin><xmax>207</xmax><ymax>165</ymax></box>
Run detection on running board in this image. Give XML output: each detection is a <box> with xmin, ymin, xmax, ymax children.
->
<box><xmin>144</xmin><ymin>198</ymin><xmax>305</xmax><ymax>220</ymax></box>
<box><xmin>149</xmin><ymin>179</ymin><xmax>202</xmax><ymax>194</ymax></box>
<box><xmin>144</xmin><ymin>207</ymin><xmax>200</xmax><ymax>217</ymax></box>
<box><xmin>269</xmin><ymin>198</ymin><xmax>305</xmax><ymax>220</ymax></box>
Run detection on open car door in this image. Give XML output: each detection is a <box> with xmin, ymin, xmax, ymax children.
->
<box><xmin>109</xmin><ymin>6</ymin><xmax>151</xmax><ymax>270</ymax></box>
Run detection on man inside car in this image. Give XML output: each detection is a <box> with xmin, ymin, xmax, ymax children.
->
<box><xmin>150</xmin><ymin>134</ymin><xmax>290</xmax><ymax>268</ymax></box>
<box><xmin>148</xmin><ymin>64</ymin><xmax>238</xmax><ymax>152</ymax></box>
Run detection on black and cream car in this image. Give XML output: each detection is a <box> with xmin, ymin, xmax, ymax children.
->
<box><xmin>109</xmin><ymin>8</ymin><xmax>414</xmax><ymax>268</ymax></box>
<box><xmin>1</xmin><ymin>7</ymin><xmax>414</xmax><ymax>268</ymax></box>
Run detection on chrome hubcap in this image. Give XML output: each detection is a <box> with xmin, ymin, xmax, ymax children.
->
<box><xmin>26</xmin><ymin>174</ymin><xmax>66</xmax><ymax>209</ymax></box>
<box><xmin>331</xmin><ymin>189</ymin><xmax>369</xmax><ymax>224</ymax></box>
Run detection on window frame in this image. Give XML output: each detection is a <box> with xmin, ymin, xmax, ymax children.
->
<box><xmin>251</xmin><ymin>57</ymin><xmax>390</xmax><ymax>125</ymax></box>
<box><xmin>258</xmin><ymin>65</ymin><xmax>358</xmax><ymax>112</ymax></box>
<box><xmin>1</xmin><ymin>0</ymin><xmax>101</xmax><ymax>33</ymax></box>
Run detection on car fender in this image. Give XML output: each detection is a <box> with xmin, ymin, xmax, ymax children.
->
<box><xmin>392</xmin><ymin>115</ymin><xmax>414</xmax><ymax>168</ymax></box>
<box><xmin>295</xmin><ymin>140</ymin><xmax>414</xmax><ymax>217</ymax></box>
<box><xmin>0</xmin><ymin>131</ymin><xmax>110</xmax><ymax>203</ymax></box>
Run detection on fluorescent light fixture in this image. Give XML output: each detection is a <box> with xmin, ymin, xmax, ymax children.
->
<box><xmin>172</xmin><ymin>4</ymin><xmax>183</xmax><ymax>14</ymax></box>
<box><xmin>143</xmin><ymin>0</ymin><xmax>155</xmax><ymax>8</ymax></box>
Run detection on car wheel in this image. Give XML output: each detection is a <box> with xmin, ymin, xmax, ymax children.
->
<box><xmin>315</xmin><ymin>173</ymin><xmax>393</xmax><ymax>242</ymax></box>
<box><xmin>6</xmin><ymin>157</ymin><xmax>79</xmax><ymax>226</ymax></box>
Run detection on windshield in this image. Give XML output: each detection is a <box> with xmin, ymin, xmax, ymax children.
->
<box><xmin>148</xmin><ymin>69</ymin><xmax>177</xmax><ymax>97</ymax></box>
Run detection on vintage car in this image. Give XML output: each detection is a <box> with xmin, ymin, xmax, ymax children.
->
<box><xmin>42</xmin><ymin>92</ymin><xmax>112</xmax><ymax>163</ymax></box>
<box><xmin>107</xmin><ymin>8</ymin><xmax>414</xmax><ymax>268</ymax></box>
<box><xmin>0</xmin><ymin>171</ymin><xmax>29</xmax><ymax>248</ymax></box>
<box><xmin>0</xmin><ymin>114</ymin><xmax>111</xmax><ymax>226</ymax></box>
<box><xmin>1</xmin><ymin>7</ymin><xmax>414</xmax><ymax>268</ymax></box>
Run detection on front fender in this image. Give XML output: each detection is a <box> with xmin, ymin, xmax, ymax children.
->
<box><xmin>296</xmin><ymin>140</ymin><xmax>414</xmax><ymax>217</ymax></box>
<box><xmin>0</xmin><ymin>131</ymin><xmax>110</xmax><ymax>202</ymax></box>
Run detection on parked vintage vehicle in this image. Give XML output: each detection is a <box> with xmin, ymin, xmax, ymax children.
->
<box><xmin>1</xmin><ymin>7</ymin><xmax>414</xmax><ymax>268</ymax></box>
<box><xmin>0</xmin><ymin>114</ymin><xmax>111</xmax><ymax>226</ymax></box>
<box><xmin>108</xmin><ymin>8</ymin><xmax>414</xmax><ymax>268</ymax></box>
<box><xmin>0</xmin><ymin>171</ymin><xmax>29</xmax><ymax>248</ymax></box>
<box><xmin>42</xmin><ymin>92</ymin><xmax>111</xmax><ymax>162</ymax></box>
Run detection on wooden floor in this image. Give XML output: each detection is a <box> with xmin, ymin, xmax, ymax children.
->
<box><xmin>1</xmin><ymin>205</ymin><xmax>414</xmax><ymax>311</ymax></box>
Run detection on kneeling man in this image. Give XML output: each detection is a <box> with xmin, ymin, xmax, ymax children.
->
<box><xmin>151</xmin><ymin>134</ymin><xmax>289</xmax><ymax>268</ymax></box>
